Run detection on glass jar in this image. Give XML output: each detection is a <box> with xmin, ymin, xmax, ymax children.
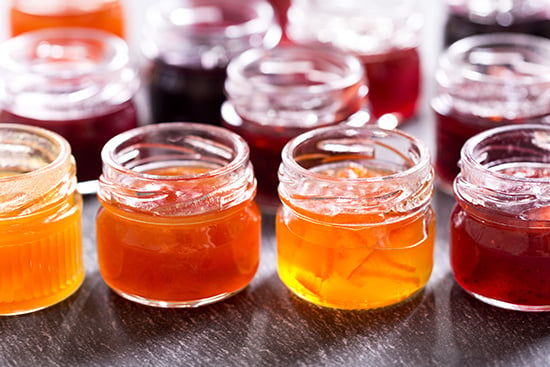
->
<box><xmin>10</xmin><ymin>0</ymin><xmax>126</xmax><ymax>38</ymax></box>
<box><xmin>141</xmin><ymin>0</ymin><xmax>281</xmax><ymax>125</ymax></box>
<box><xmin>97</xmin><ymin>122</ymin><xmax>261</xmax><ymax>307</ymax></box>
<box><xmin>0</xmin><ymin>123</ymin><xmax>84</xmax><ymax>316</ymax></box>
<box><xmin>432</xmin><ymin>33</ymin><xmax>550</xmax><ymax>193</ymax></box>
<box><xmin>222</xmin><ymin>46</ymin><xmax>370</xmax><ymax>210</ymax></box>
<box><xmin>286</xmin><ymin>0</ymin><xmax>423</xmax><ymax>125</ymax></box>
<box><xmin>451</xmin><ymin>124</ymin><xmax>550</xmax><ymax>312</ymax></box>
<box><xmin>0</xmin><ymin>27</ymin><xmax>140</xmax><ymax>185</ymax></box>
<box><xmin>277</xmin><ymin>125</ymin><xmax>435</xmax><ymax>310</ymax></box>
<box><xmin>444</xmin><ymin>0</ymin><xmax>550</xmax><ymax>46</ymax></box>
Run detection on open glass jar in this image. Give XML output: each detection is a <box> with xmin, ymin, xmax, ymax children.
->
<box><xmin>97</xmin><ymin>122</ymin><xmax>261</xmax><ymax>307</ymax></box>
<box><xmin>0</xmin><ymin>123</ymin><xmax>84</xmax><ymax>315</ymax></box>
<box><xmin>452</xmin><ymin>124</ymin><xmax>550</xmax><ymax>312</ymax></box>
<box><xmin>0</xmin><ymin>27</ymin><xmax>139</xmax><ymax>184</ymax></box>
<box><xmin>433</xmin><ymin>32</ymin><xmax>550</xmax><ymax>193</ymax></box>
<box><xmin>276</xmin><ymin>125</ymin><xmax>435</xmax><ymax>309</ymax></box>
<box><xmin>222</xmin><ymin>46</ymin><xmax>369</xmax><ymax>210</ymax></box>
<box><xmin>141</xmin><ymin>0</ymin><xmax>281</xmax><ymax>125</ymax></box>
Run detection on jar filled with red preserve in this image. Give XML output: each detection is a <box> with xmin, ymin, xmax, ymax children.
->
<box><xmin>0</xmin><ymin>28</ymin><xmax>139</xmax><ymax>186</ymax></box>
<box><xmin>141</xmin><ymin>0</ymin><xmax>281</xmax><ymax>125</ymax></box>
<box><xmin>9</xmin><ymin>0</ymin><xmax>126</xmax><ymax>38</ymax></box>
<box><xmin>222</xmin><ymin>46</ymin><xmax>370</xmax><ymax>210</ymax></box>
<box><xmin>444</xmin><ymin>0</ymin><xmax>550</xmax><ymax>47</ymax></box>
<box><xmin>286</xmin><ymin>0</ymin><xmax>423</xmax><ymax>127</ymax></box>
<box><xmin>451</xmin><ymin>124</ymin><xmax>550</xmax><ymax>312</ymax></box>
<box><xmin>432</xmin><ymin>32</ymin><xmax>550</xmax><ymax>193</ymax></box>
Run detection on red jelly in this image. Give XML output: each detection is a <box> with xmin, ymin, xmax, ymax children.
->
<box><xmin>451</xmin><ymin>124</ymin><xmax>550</xmax><ymax>311</ymax></box>
<box><xmin>444</xmin><ymin>0</ymin><xmax>550</xmax><ymax>46</ymax></box>
<box><xmin>0</xmin><ymin>28</ymin><xmax>139</xmax><ymax>183</ymax></box>
<box><xmin>141</xmin><ymin>0</ymin><xmax>280</xmax><ymax>125</ymax></box>
<box><xmin>222</xmin><ymin>47</ymin><xmax>369</xmax><ymax>210</ymax></box>
<box><xmin>432</xmin><ymin>33</ymin><xmax>550</xmax><ymax>193</ymax></box>
<box><xmin>286</xmin><ymin>0</ymin><xmax>423</xmax><ymax>125</ymax></box>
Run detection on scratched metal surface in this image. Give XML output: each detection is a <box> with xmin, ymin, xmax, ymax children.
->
<box><xmin>1</xmin><ymin>1</ymin><xmax>549</xmax><ymax>366</ymax></box>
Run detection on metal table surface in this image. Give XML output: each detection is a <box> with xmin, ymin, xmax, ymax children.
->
<box><xmin>1</xmin><ymin>1</ymin><xmax>550</xmax><ymax>366</ymax></box>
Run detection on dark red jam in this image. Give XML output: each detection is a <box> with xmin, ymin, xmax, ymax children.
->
<box><xmin>0</xmin><ymin>101</ymin><xmax>138</xmax><ymax>181</ymax></box>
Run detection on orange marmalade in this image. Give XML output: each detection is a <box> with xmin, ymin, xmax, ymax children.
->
<box><xmin>0</xmin><ymin>124</ymin><xmax>84</xmax><ymax>315</ymax></box>
<box><xmin>277</xmin><ymin>125</ymin><xmax>435</xmax><ymax>309</ymax></box>
<box><xmin>97</xmin><ymin>123</ymin><xmax>261</xmax><ymax>307</ymax></box>
<box><xmin>10</xmin><ymin>0</ymin><xmax>125</xmax><ymax>38</ymax></box>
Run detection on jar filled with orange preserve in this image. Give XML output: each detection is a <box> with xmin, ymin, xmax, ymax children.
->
<box><xmin>277</xmin><ymin>125</ymin><xmax>435</xmax><ymax>309</ymax></box>
<box><xmin>10</xmin><ymin>0</ymin><xmax>126</xmax><ymax>38</ymax></box>
<box><xmin>0</xmin><ymin>123</ymin><xmax>84</xmax><ymax>315</ymax></box>
<box><xmin>96</xmin><ymin>122</ymin><xmax>261</xmax><ymax>307</ymax></box>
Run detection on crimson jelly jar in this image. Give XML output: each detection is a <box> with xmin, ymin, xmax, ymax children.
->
<box><xmin>0</xmin><ymin>28</ymin><xmax>139</xmax><ymax>184</ymax></box>
<box><xmin>432</xmin><ymin>33</ymin><xmax>550</xmax><ymax>193</ymax></box>
<box><xmin>444</xmin><ymin>0</ymin><xmax>550</xmax><ymax>46</ymax></box>
<box><xmin>286</xmin><ymin>0</ymin><xmax>423</xmax><ymax>126</ymax></box>
<box><xmin>141</xmin><ymin>0</ymin><xmax>281</xmax><ymax>125</ymax></box>
<box><xmin>222</xmin><ymin>46</ymin><xmax>369</xmax><ymax>210</ymax></box>
<box><xmin>452</xmin><ymin>124</ymin><xmax>550</xmax><ymax>312</ymax></box>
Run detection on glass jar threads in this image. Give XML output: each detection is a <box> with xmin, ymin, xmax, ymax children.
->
<box><xmin>222</xmin><ymin>46</ymin><xmax>369</xmax><ymax>210</ymax></box>
<box><xmin>141</xmin><ymin>0</ymin><xmax>281</xmax><ymax>125</ymax></box>
<box><xmin>432</xmin><ymin>33</ymin><xmax>550</xmax><ymax>193</ymax></box>
<box><xmin>444</xmin><ymin>0</ymin><xmax>550</xmax><ymax>46</ymax></box>
<box><xmin>0</xmin><ymin>124</ymin><xmax>84</xmax><ymax>315</ymax></box>
<box><xmin>286</xmin><ymin>0</ymin><xmax>423</xmax><ymax>125</ymax></box>
<box><xmin>451</xmin><ymin>124</ymin><xmax>550</xmax><ymax>312</ymax></box>
<box><xmin>96</xmin><ymin>123</ymin><xmax>261</xmax><ymax>307</ymax></box>
<box><xmin>277</xmin><ymin>125</ymin><xmax>435</xmax><ymax>310</ymax></box>
<box><xmin>9</xmin><ymin>0</ymin><xmax>126</xmax><ymax>38</ymax></box>
<box><xmin>0</xmin><ymin>27</ymin><xmax>140</xmax><ymax>183</ymax></box>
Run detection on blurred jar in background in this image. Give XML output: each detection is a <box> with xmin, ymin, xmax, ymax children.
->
<box><xmin>444</xmin><ymin>0</ymin><xmax>550</xmax><ymax>46</ymax></box>
<box><xmin>10</xmin><ymin>0</ymin><xmax>126</xmax><ymax>38</ymax></box>
<box><xmin>287</xmin><ymin>0</ymin><xmax>423</xmax><ymax>127</ymax></box>
<box><xmin>141</xmin><ymin>0</ymin><xmax>281</xmax><ymax>125</ymax></box>
<box><xmin>432</xmin><ymin>33</ymin><xmax>550</xmax><ymax>193</ymax></box>
<box><xmin>0</xmin><ymin>28</ymin><xmax>140</xmax><ymax>185</ymax></box>
<box><xmin>222</xmin><ymin>46</ymin><xmax>370</xmax><ymax>210</ymax></box>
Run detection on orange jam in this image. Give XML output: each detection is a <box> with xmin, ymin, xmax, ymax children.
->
<box><xmin>96</xmin><ymin>165</ymin><xmax>261</xmax><ymax>307</ymax></box>
<box><xmin>277</xmin><ymin>162</ymin><xmax>435</xmax><ymax>309</ymax></box>
<box><xmin>10</xmin><ymin>0</ymin><xmax>125</xmax><ymax>38</ymax></box>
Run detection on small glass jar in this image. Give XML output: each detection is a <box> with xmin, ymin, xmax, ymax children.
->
<box><xmin>0</xmin><ymin>27</ymin><xmax>140</xmax><ymax>184</ymax></box>
<box><xmin>0</xmin><ymin>123</ymin><xmax>84</xmax><ymax>316</ymax></box>
<box><xmin>444</xmin><ymin>0</ymin><xmax>550</xmax><ymax>46</ymax></box>
<box><xmin>222</xmin><ymin>46</ymin><xmax>370</xmax><ymax>210</ymax></box>
<box><xmin>10</xmin><ymin>0</ymin><xmax>126</xmax><ymax>38</ymax></box>
<box><xmin>286</xmin><ymin>0</ymin><xmax>423</xmax><ymax>125</ymax></box>
<box><xmin>277</xmin><ymin>125</ymin><xmax>435</xmax><ymax>310</ymax></box>
<box><xmin>432</xmin><ymin>33</ymin><xmax>550</xmax><ymax>193</ymax></box>
<box><xmin>97</xmin><ymin>122</ymin><xmax>261</xmax><ymax>308</ymax></box>
<box><xmin>451</xmin><ymin>124</ymin><xmax>550</xmax><ymax>312</ymax></box>
<box><xmin>141</xmin><ymin>0</ymin><xmax>281</xmax><ymax>125</ymax></box>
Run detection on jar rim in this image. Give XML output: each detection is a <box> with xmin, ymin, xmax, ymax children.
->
<box><xmin>0</xmin><ymin>123</ymin><xmax>71</xmax><ymax>182</ymax></box>
<box><xmin>439</xmin><ymin>32</ymin><xmax>550</xmax><ymax>85</ymax></box>
<box><xmin>0</xmin><ymin>27</ymin><xmax>130</xmax><ymax>78</ymax></box>
<box><xmin>460</xmin><ymin>123</ymin><xmax>550</xmax><ymax>184</ymax></box>
<box><xmin>226</xmin><ymin>46</ymin><xmax>365</xmax><ymax>95</ymax></box>
<box><xmin>281</xmin><ymin>124</ymin><xmax>431</xmax><ymax>184</ymax></box>
<box><xmin>101</xmin><ymin>122</ymin><xmax>250</xmax><ymax>181</ymax></box>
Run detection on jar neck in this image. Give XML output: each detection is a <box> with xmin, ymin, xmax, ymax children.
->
<box><xmin>435</xmin><ymin>33</ymin><xmax>550</xmax><ymax>120</ymax></box>
<box><xmin>141</xmin><ymin>0</ymin><xmax>281</xmax><ymax>68</ymax></box>
<box><xmin>98</xmin><ymin>123</ymin><xmax>256</xmax><ymax>216</ymax></box>
<box><xmin>0</xmin><ymin>27</ymin><xmax>138</xmax><ymax>120</ymax></box>
<box><xmin>225</xmin><ymin>46</ymin><xmax>368</xmax><ymax>128</ymax></box>
<box><xmin>287</xmin><ymin>0</ymin><xmax>422</xmax><ymax>55</ymax></box>
<box><xmin>0</xmin><ymin>123</ymin><xmax>76</xmax><ymax>218</ymax></box>
<box><xmin>455</xmin><ymin>124</ymin><xmax>550</xmax><ymax>225</ymax></box>
<box><xmin>278</xmin><ymin>125</ymin><xmax>433</xmax><ymax>224</ymax></box>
